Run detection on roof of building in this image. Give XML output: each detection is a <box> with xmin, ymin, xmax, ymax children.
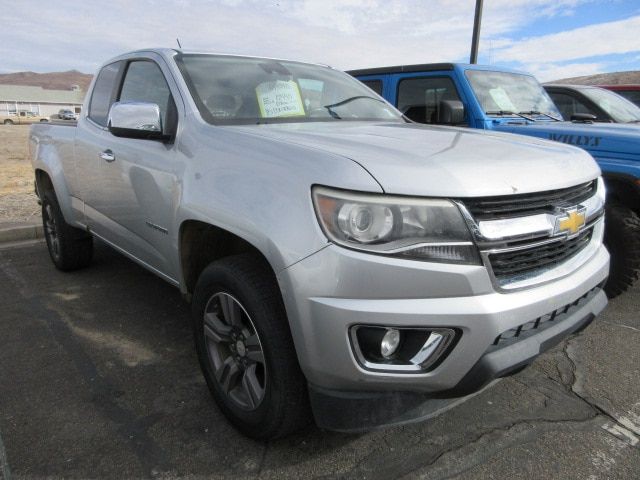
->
<box><xmin>0</xmin><ymin>84</ymin><xmax>85</xmax><ymax>104</ymax></box>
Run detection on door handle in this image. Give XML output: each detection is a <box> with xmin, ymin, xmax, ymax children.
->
<box><xmin>99</xmin><ymin>149</ymin><xmax>115</xmax><ymax>162</ymax></box>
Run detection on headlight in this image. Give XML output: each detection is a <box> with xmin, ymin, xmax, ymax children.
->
<box><xmin>312</xmin><ymin>186</ymin><xmax>480</xmax><ymax>264</ymax></box>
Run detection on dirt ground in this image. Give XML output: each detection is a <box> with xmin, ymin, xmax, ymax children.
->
<box><xmin>0</xmin><ymin>125</ymin><xmax>41</xmax><ymax>223</ymax></box>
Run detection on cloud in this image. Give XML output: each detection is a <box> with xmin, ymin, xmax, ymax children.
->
<box><xmin>494</xmin><ymin>15</ymin><xmax>640</xmax><ymax>64</ymax></box>
<box><xmin>527</xmin><ymin>62</ymin><xmax>607</xmax><ymax>82</ymax></box>
<box><xmin>0</xmin><ymin>0</ymin><xmax>635</xmax><ymax>81</ymax></box>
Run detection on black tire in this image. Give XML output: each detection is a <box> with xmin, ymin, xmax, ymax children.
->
<box><xmin>41</xmin><ymin>189</ymin><xmax>93</xmax><ymax>271</ymax></box>
<box><xmin>192</xmin><ymin>254</ymin><xmax>310</xmax><ymax>439</ymax></box>
<box><xmin>603</xmin><ymin>203</ymin><xmax>640</xmax><ymax>298</ymax></box>
<box><xmin>3</xmin><ymin>119</ymin><xmax>13</xmax><ymax>125</ymax></box>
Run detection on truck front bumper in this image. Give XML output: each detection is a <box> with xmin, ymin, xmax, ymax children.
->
<box><xmin>278</xmin><ymin>242</ymin><xmax>609</xmax><ymax>429</ymax></box>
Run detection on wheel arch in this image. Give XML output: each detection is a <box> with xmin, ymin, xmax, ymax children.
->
<box><xmin>178</xmin><ymin>220</ymin><xmax>280</xmax><ymax>300</ymax></box>
<box><xmin>31</xmin><ymin>144</ymin><xmax>76</xmax><ymax>225</ymax></box>
<box><xmin>35</xmin><ymin>168</ymin><xmax>54</xmax><ymax>196</ymax></box>
<box><xmin>602</xmin><ymin>173</ymin><xmax>640</xmax><ymax>212</ymax></box>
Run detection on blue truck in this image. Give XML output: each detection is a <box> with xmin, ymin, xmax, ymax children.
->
<box><xmin>349</xmin><ymin>63</ymin><xmax>640</xmax><ymax>297</ymax></box>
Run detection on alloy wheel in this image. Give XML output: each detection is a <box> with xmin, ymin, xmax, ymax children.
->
<box><xmin>203</xmin><ymin>292</ymin><xmax>267</xmax><ymax>410</ymax></box>
<box><xmin>44</xmin><ymin>204</ymin><xmax>60</xmax><ymax>260</ymax></box>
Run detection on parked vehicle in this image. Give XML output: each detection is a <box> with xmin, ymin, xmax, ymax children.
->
<box><xmin>1</xmin><ymin>110</ymin><xmax>49</xmax><ymax>125</ymax></box>
<box><xmin>31</xmin><ymin>49</ymin><xmax>609</xmax><ymax>439</ymax></box>
<box><xmin>58</xmin><ymin>109</ymin><xmax>77</xmax><ymax>120</ymax></box>
<box><xmin>543</xmin><ymin>84</ymin><xmax>640</xmax><ymax>124</ymax></box>
<box><xmin>598</xmin><ymin>85</ymin><xmax>640</xmax><ymax>108</ymax></box>
<box><xmin>350</xmin><ymin>63</ymin><xmax>640</xmax><ymax>297</ymax></box>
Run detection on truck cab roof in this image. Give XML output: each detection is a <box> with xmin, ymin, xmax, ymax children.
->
<box><xmin>347</xmin><ymin>63</ymin><xmax>529</xmax><ymax>78</ymax></box>
<box><xmin>101</xmin><ymin>47</ymin><xmax>331</xmax><ymax>70</ymax></box>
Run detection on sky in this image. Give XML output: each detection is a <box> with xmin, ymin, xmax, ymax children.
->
<box><xmin>1</xmin><ymin>0</ymin><xmax>639</xmax><ymax>81</ymax></box>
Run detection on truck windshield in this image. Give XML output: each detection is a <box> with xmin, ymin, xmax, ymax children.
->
<box><xmin>466</xmin><ymin>70</ymin><xmax>561</xmax><ymax>119</ymax></box>
<box><xmin>175</xmin><ymin>54</ymin><xmax>403</xmax><ymax>125</ymax></box>
<box><xmin>581</xmin><ymin>87</ymin><xmax>640</xmax><ymax>123</ymax></box>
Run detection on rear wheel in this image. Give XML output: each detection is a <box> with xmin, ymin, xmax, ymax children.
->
<box><xmin>3</xmin><ymin>119</ymin><xmax>14</xmax><ymax>125</ymax></box>
<box><xmin>603</xmin><ymin>203</ymin><xmax>640</xmax><ymax>298</ymax></box>
<box><xmin>192</xmin><ymin>254</ymin><xmax>310</xmax><ymax>439</ymax></box>
<box><xmin>41</xmin><ymin>189</ymin><xmax>93</xmax><ymax>271</ymax></box>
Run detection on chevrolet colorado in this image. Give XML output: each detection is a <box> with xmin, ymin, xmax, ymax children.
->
<box><xmin>30</xmin><ymin>49</ymin><xmax>609</xmax><ymax>439</ymax></box>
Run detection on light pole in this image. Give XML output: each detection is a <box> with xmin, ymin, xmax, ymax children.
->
<box><xmin>470</xmin><ymin>0</ymin><xmax>483</xmax><ymax>64</ymax></box>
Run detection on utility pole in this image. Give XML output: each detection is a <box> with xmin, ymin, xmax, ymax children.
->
<box><xmin>469</xmin><ymin>0</ymin><xmax>483</xmax><ymax>64</ymax></box>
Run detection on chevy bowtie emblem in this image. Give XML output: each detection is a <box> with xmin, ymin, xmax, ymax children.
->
<box><xmin>555</xmin><ymin>207</ymin><xmax>586</xmax><ymax>236</ymax></box>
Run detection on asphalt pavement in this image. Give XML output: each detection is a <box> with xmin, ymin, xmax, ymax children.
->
<box><xmin>0</xmin><ymin>240</ymin><xmax>638</xmax><ymax>479</ymax></box>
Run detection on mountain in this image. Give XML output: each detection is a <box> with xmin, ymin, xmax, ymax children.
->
<box><xmin>550</xmin><ymin>70</ymin><xmax>640</xmax><ymax>85</ymax></box>
<box><xmin>0</xmin><ymin>70</ymin><xmax>93</xmax><ymax>91</ymax></box>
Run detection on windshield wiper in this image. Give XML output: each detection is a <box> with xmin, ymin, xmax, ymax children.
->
<box><xmin>521</xmin><ymin>110</ymin><xmax>561</xmax><ymax>121</ymax></box>
<box><xmin>324</xmin><ymin>95</ymin><xmax>385</xmax><ymax>109</ymax></box>
<box><xmin>485</xmin><ymin>110</ymin><xmax>536</xmax><ymax>121</ymax></box>
<box><xmin>324</xmin><ymin>106</ymin><xmax>341</xmax><ymax>119</ymax></box>
<box><xmin>321</xmin><ymin>96</ymin><xmax>389</xmax><ymax>120</ymax></box>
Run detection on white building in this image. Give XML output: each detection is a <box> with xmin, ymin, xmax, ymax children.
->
<box><xmin>0</xmin><ymin>84</ymin><xmax>85</xmax><ymax>118</ymax></box>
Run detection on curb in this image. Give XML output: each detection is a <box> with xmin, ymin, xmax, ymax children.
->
<box><xmin>0</xmin><ymin>224</ymin><xmax>44</xmax><ymax>244</ymax></box>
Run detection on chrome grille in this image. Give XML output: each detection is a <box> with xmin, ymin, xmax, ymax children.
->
<box><xmin>488</xmin><ymin>229</ymin><xmax>592</xmax><ymax>279</ymax></box>
<box><xmin>458</xmin><ymin>178</ymin><xmax>604</xmax><ymax>290</ymax></box>
<box><xmin>462</xmin><ymin>180</ymin><xmax>596</xmax><ymax>220</ymax></box>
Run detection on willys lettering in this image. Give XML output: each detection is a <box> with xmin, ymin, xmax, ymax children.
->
<box><xmin>548</xmin><ymin>134</ymin><xmax>601</xmax><ymax>147</ymax></box>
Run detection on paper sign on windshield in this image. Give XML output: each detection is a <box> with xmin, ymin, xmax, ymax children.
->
<box><xmin>489</xmin><ymin>87</ymin><xmax>517</xmax><ymax>112</ymax></box>
<box><xmin>256</xmin><ymin>80</ymin><xmax>305</xmax><ymax>118</ymax></box>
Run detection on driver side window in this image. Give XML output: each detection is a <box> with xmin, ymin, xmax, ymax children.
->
<box><xmin>119</xmin><ymin>61</ymin><xmax>176</xmax><ymax>133</ymax></box>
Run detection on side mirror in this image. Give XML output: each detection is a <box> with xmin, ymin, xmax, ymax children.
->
<box><xmin>570</xmin><ymin>112</ymin><xmax>597</xmax><ymax>123</ymax></box>
<box><xmin>437</xmin><ymin>100</ymin><xmax>465</xmax><ymax>125</ymax></box>
<box><xmin>108</xmin><ymin>102</ymin><xmax>167</xmax><ymax>140</ymax></box>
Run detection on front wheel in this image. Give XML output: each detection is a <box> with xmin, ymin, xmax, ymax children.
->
<box><xmin>603</xmin><ymin>203</ymin><xmax>640</xmax><ymax>298</ymax></box>
<box><xmin>192</xmin><ymin>254</ymin><xmax>310</xmax><ymax>439</ymax></box>
<box><xmin>41</xmin><ymin>189</ymin><xmax>93</xmax><ymax>271</ymax></box>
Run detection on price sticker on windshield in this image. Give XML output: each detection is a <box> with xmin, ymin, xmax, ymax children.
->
<box><xmin>256</xmin><ymin>80</ymin><xmax>305</xmax><ymax>118</ymax></box>
<box><xmin>489</xmin><ymin>87</ymin><xmax>517</xmax><ymax>112</ymax></box>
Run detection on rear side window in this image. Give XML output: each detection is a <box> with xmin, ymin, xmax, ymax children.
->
<box><xmin>88</xmin><ymin>62</ymin><xmax>121</xmax><ymax>126</ymax></box>
<box><xmin>361</xmin><ymin>80</ymin><xmax>383</xmax><ymax>96</ymax></box>
<box><xmin>397</xmin><ymin>77</ymin><xmax>461</xmax><ymax>124</ymax></box>
<box><xmin>119</xmin><ymin>60</ymin><xmax>175</xmax><ymax>130</ymax></box>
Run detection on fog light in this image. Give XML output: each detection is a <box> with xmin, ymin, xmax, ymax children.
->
<box><xmin>380</xmin><ymin>328</ymin><xmax>401</xmax><ymax>358</ymax></box>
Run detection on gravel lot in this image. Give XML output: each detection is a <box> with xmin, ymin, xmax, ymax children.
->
<box><xmin>0</xmin><ymin>125</ymin><xmax>41</xmax><ymax>224</ymax></box>
<box><xmin>0</xmin><ymin>241</ymin><xmax>638</xmax><ymax>479</ymax></box>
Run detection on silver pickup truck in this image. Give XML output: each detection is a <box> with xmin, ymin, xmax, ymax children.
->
<box><xmin>30</xmin><ymin>48</ymin><xmax>609</xmax><ymax>439</ymax></box>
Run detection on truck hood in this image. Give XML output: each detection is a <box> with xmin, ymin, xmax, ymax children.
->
<box><xmin>229</xmin><ymin>122</ymin><xmax>599</xmax><ymax>197</ymax></box>
<box><xmin>493</xmin><ymin>120</ymin><xmax>640</xmax><ymax>162</ymax></box>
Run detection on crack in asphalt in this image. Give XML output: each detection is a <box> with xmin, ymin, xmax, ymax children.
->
<box><xmin>424</xmin><ymin>416</ymin><xmax>617</xmax><ymax>480</ymax></box>
<box><xmin>562</xmin><ymin>338</ymin><xmax>640</xmax><ymax>442</ymax></box>
<box><xmin>392</xmin><ymin>416</ymin><xmax>603</xmax><ymax>480</ymax></box>
<box><xmin>346</xmin><ymin>407</ymin><xmax>599</xmax><ymax>480</ymax></box>
<box><xmin>325</xmin><ymin>333</ymin><xmax>626</xmax><ymax>480</ymax></box>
